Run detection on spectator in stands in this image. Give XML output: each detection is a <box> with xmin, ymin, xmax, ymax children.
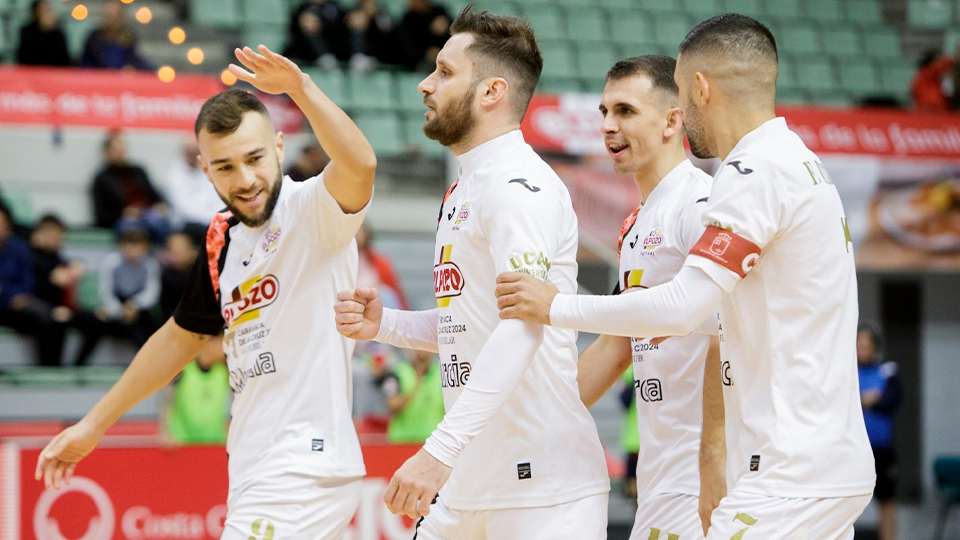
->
<box><xmin>399</xmin><ymin>0</ymin><xmax>450</xmax><ymax>71</ymax></box>
<box><xmin>91</xmin><ymin>131</ymin><xmax>170</xmax><ymax>243</ymax></box>
<box><xmin>164</xmin><ymin>139</ymin><xmax>224</xmax><ymax>244</ymax></box>
<box><xmin>29</xmin><ymin>214</ymin><xmax>105</xmax><ymax>366</ymax></box>
<box><xmin>619</xmin><ymin>367</ymin><xmax>640</xmax><ymax>499</ymax></box>
<box><xmin>80</xmin><ymin>2</ymin><xmax>151</xmax><ymax>70</ymax></box>
<box><xmin>912</xmin><ymin>48</ymin><xmax>954</xmax><ymax>111</ymax></box>
<box><xmin>356</xmin><ymin>223</ymin><xmax>409</xmax><ymax>310</ymax></box>
<box><xmin>379</xmin><ymin>349</ymin><xmax>444</xmax><ymax>443</ymax></box>
<box><xmin>17</xmin><ymin>0</ymin><xmax>71</xmax><ymax>67</ymax></box>
<box><xmin>159</xmin><ymin>232</ymin><xmax>198</xmax><ymax>320</ymax></box>
<box><xmin>285</xmin><ymin>143</ymin><xmax>329</xmax><ymax>182</ymax></box>
<box><xmin>98</xmin><ymin>229</ymin><xmax>160</xmax><ymax>347</ymax></box>
<box><xmin>858</xmin><ymin>322</ymin><xmax>902</xmax><ymax>540</ymax></box>
<box><xmin>345</xmin><ymin>0</ymin><xmax>400</xmax><ymax>71</ymax></box>
<box><xmin>0</xmin><ymin>205</ymin><xmax>61</xmax><ymax>366</ymax></box>
<box><xmin>285</xmin><ymin>2</ymin><xmax>345</xmax><ymax>69</ymax></box>
<box><xmin>159</xmin><ymin>336</ymin><xmax>229</xmax><ymax>446</ymax></box>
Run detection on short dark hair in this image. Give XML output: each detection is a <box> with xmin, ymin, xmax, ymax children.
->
<box><xmin>606</xmin><ymin>55</ymin><xmax>678</xmax><ymax>97</ymax></box>
<box><xmin>194</xmin><ymin>89</ymin><xmax>270</xmax><ymax>136</ymax></box>
<box><xmin>34</xmin><ymin>213</ymin><xmax>66</xmax><ymax>232</ymax></box>
<box><xmin>858</xmin><ymin>321</ymin><xmax>884</xmax><ymax>351</ymax></box>
<box><xmin>450</xmin><ymin>5</ymin><xmax>543</xmax><ymax>120</ymax></box>
<box><xmin>679</xmin><ymin>13</ymin><xmax>777</xmax><ymax>64</ymax></box>
<box><xmin>102</xmin><ymin>130</ymin><xmax>122</xmax><ymax>151</ymax></box>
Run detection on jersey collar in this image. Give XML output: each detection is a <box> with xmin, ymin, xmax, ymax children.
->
<box><xmin>726</xmin><ymin>117</ymin><xmax>788</xmax><ymax>159</ymax></box>
<box><xmin>643</xmin><ymin>159</ymin><xmax>696</xmax><ymax>208</ymax></box>
<box><xmin>455</xmin><ymin>129</ymin><xmax>525</xmax><ymax>178</ymax></box>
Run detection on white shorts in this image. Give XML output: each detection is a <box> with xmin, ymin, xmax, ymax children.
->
<box><xmin>413</xmin><ymin>493</ymin><xmax>609</xmax><ymax>540</ymax></box>
<box><xmin>629</xmin><ymin>492</ymin><xmax>704</xmax><ymax>540</ymax></box>
<box><xmin>705</xmin><ymin>490</ymin><xmax>871</xmax><ymax>540</ymax></box>
<box><xmin>222</xmin><ymin>474</ymin><xmax>362</xmax><ymax>540</ymax></box>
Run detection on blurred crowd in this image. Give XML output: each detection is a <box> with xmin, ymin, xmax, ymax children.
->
<box><xmin>912</xmin><ymin>45</ymin><xmax>960</xmax><ymax>111</ymax></box>
<box><xmin>15</xmin><ymin>0</ymin><xmax>452</xmax><ymax>74</ymax></box>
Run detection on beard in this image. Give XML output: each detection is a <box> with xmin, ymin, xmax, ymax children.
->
<box><xmin>684</xmin><ymin>100</ymin><xmax>713</xmax><ymax>159</ymax></box>
<box><xmin>219</xmin><ymin>166</ymin><xmax>283</xmax><ymax>228</ymax></box>
<box><xmin>423</xmin><ymin>84</ymin><xmax>477</xmax><ymax>148</ymax></box>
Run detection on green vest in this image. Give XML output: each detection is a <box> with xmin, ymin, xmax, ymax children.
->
<box><xmin>167</xmin><ymin>361</ymin><xmax>230</xmax><ymax>444</ymax></box>
<box><xmin>620</xmin><ymin>367</ymin><xmax>640</xmax><ymax>453</ymax></box>
<box><xmin>387</xmin><ymin>361</ymin><xmax>445</xmax><ymax>443</ymax></box>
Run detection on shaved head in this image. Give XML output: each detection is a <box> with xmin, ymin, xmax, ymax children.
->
<box><xmin>677</xmin><ymin>13</ymin><xmax>778</xmax><ymax>110</ymax></box>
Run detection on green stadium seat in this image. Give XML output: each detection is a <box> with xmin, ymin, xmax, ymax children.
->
<box><xmin>556</xmin><ymin>0</ymin><xmax>599</xmax><ymax>7</ymax></box>
<box><xmin>0</xmin><ymin>19</ymin><xmax>8</xmax><ymax>57</ymax></box>
<box><xmin>380</xmin><ymin>0</ymin><xmax>407</xmax><ymax>18</ymax></box>
<box><xmin>402</xmin><ymin>113</ymin><xmax>445</xmax><ymax>158</ymax></box>
<box><xmin>479</xmin><ymin>1</ymin><xmax>521</xmax><ymax>16</ymax></box>
<box><xmin>879</xmin><ymin>62</ymin><xmax>916</xmax><ymax>98</ymax></box>
<box><xmin>804</xmin><ymin>0</ymin><xmax>844</xmax><ymax>22</ymax></box>
<box><xmin>347</xmin><ymin>71</ymin><xmax>396</xmax><ymax>111</ymax></box>
<box><xmin>608</xmin><ymin>11</ymin><xmax>658</xmax><ymax>47</ymax></box>
<box><xmin>847</xmin><ymin>0</ymin><xmax>883</xmax><ymax>25</ymax></box>
<box><xmin>0</xmin><ymin>190</ymin><xmax>31</xmax><ymax>224</ymax></box>
<box><xmin>638</xmin><ymin>0</ymin><xmax>684</xmax><ymax>14</ymax></box>
<box><xmin>62</xmin><ymin>16</ymin><xmax>98</xmax><ymax>59</ymax></box>
<box><xmin>192</xmin><ymin>0</ymin><xmax>240</xmax><ymax>27</ymax></box>
<box><xmin>683</xmin><ymin>0</ymin><xmax>723</xmax><ymax>19</ymax></box>
<box><xmin>576</xmin><ymin>43</ymin><xmax>619</xmax><ymax>81</ymax></box>
<box><xmin>767</xmin><ymin>0</ymin><xmax>801</xmax><ymax>19</ymax></box>
<box><xmin>521</xmin><ymin>7</ymin><xmax>566</xmax><ymax>41</ymax></box>
<box><xmin>354</xmin><ymin>112</ymin><xmax>405</xmax><ymax>155</ymax></box>
<box><xmin>537</xmin><ymin>77</ymin><xmax>585</xmax><ymax>94</ymax></box>
<box><xmin>654</xmin><ymin>13</ymin><xmax>693</xmax><ymax>49</ymax></box>
<box><xmin>837</xmin><ymin>60</ymin><xmax>880</xmax><ymax>94</ymax></box>
<box><xmin>77</xmin><ymin>272</ymin><xmax>101</xmax><ymax>311</ymax></box>
<box><xmin>304</xmin><ymin>68</ymin><xmax>348</xmax><ymax>106</ymax></box>
<box><xmin>807</xmin><ymin>90</ymin><xmax>853</xmax><ymax>106</ymax></box>
<box><xmin>601</xmin><ymin>0</ymin><xmax>637</xmax><ymax>8</ymax></box>
<box><xmin>907</xmin><ymin>0</ymin><xmax>953</xmax><ymax>29</ymax></box>
<box><xmin>778</xmin><ymin>24</ymin><xmax>821</xmax><ymax>55</ymax></box>
<box><xmin>721</xmin><ymin>0</ymin><xmax>764</xmax><ymax>17</ymax></box>
<box><xmin>946</xmin><ymin>29</ymin><xmax>960</xmax><ymax>54</ymax></box>
<box><xmin>65</xmin><ymin>228</ymin><xmax>115</xmax><ymax>246</ymax></box>
<box><xmin>78</xmin><ymin>367</ymin><xmax>126</xmax><ymax>386</ymax></box>
<box><xmin>795</xmin><ymin>58</ymin><xmax>838</xmax><ymax>91</ymax></box>
<box><xmin>396</xmin><ymin>72</ymin><xmax>428</xmax><ymax>113</ymax></box>
<box><xmin>821</xmin><ymin>26</ymin><xmax>863</xmax><ymax>58</ymax></box>
<box><xmin>776</xmin><ymin>59</ymin><xmax>799</xmax><ymax>91</ymax></box>
<box><xmin>777</xmin><ymin>88</ymin><xmax>807</xmax><ymax>105</ymax></box>
<box><xmin>862</xmin><ymin>28</ymin><xmax>902</xmax><ymax>59</ymax></box>
<box><xmin>541</xmin><ymin>39</ymin><xmax>578</xmax><ymax>78</ymax></box>
<box><xmin>240</xmin><ymin>0</ymin><xmax>287</xmax><ymax>27</ymax></box>
<box><xmin>242</xmin><ymin>25</ymin><xmax>287</xmax><ymax>53</ymax></box>
<box><xmin>15</xmin><ymin>367</ymin><xmax>80</xmax><ymax>386</ymax></box>
<box><xmin>566</xmin><ymin>8</ymin><xmax>607</xmax><ymax>42</ymax></box>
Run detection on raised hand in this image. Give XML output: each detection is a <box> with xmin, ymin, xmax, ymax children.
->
<box><xmin>35</xmin><ymin>419</ymin><xmax>103</xmax><ymax>490</ymax></box>
<box><xmin>228</xmin><ymin>45</ymin><xmax>306</xmax><ymax>96</ymax></box>
<box><xmin>334</xmin><ymin>287</ymin><xmax>383</xmax><ymax>340</ymax></box>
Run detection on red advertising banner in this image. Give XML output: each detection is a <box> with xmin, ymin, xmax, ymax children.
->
<box><xmin>520</xmin><ymin>94</ymin><xmax>960</xmax><ymax>160</ymax></box>
<box><xmin>2</xmin><ymin>440</ymin><xmax>419</xmax><ymax>540</ymax></box>
<box><xmin>0</xmin><ymin>66</ymin><xmax>305</xmax><ymax>133</ymax></box>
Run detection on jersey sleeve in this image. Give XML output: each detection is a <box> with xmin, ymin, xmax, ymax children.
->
<box><xmin>172</xmin><ymin>250</ymin><xmax>224</xmax><ymax>336</ymax></box>
<box><xmin>291</xmin><ymin>171</ymin><xmax>372</xmax><ymax>252</ymax></box>
<box><xmin>685</xmin><ymin>159</ymin><xmax>783</xmax><ymax>292</ymax></box>
<box><xmin>479</xmin><ymin>171</ymin><xmax>564</xmax><ymax>279</ymax></box>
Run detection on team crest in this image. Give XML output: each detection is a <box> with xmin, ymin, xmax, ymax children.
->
<box><xmin>453</xmin><ymin>203</ymin><xmax>470</xmax><ymax>231</ymax></box>
<box><xmin>642</xmin><ymin>228</ymin><xmax>664</xmax><ymax>251</ymax></box>
<box><xmin>261</xmin><ymin>225</ymin><xmax>282</xmax><ymax>254</ymax></box>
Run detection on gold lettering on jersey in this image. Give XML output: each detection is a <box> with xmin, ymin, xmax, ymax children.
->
<box><xmin>508</xmin><ymin>250</ymin><xmax>551</xmax><ymax>280</ymax></box>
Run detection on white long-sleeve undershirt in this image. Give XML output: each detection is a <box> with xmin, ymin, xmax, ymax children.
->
<box><xmin>422</xmin><ymin>318</ymin><xmax>543</xmax><ymax>467</ymax></box>
<box><xmin>550</xmin><ymin>263</ymin><xmax>723</xmax><ymax>339</ymax></box>
<box><xmin>374</xmin><ymin>307</ymin><xmax>440</xmax><ymax>353</ymax></box>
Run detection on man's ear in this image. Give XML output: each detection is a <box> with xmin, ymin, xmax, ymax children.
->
<box><xmin>480</xmin><ymin>77</ymin><xmax>509</xmax><ymax>110</ymax></box>
<box><xmin>694</xmin><ymin>72</ymin><xmax>710</xmax><ymax>106</ymax></box>
<box><xmin>663</xmin><ymin>107</ymin><xmax>684</xmax><ymax>139</ymax></box>
<box><xmin>275</xmin><ymin>131</ymin><xmax>285</xmax><ymax>164</ymax></box>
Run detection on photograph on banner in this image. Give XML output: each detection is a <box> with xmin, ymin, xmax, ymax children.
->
<box><xmin>520</xmin><ymin>95</ymin><xmax>960</xmax><ymax>272</ymax></box>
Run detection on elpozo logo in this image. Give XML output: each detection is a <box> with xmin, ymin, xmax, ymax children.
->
<box><xmin>34</xmin><ymin>476</ymin><xmax>115</xmax><ymax>540</ymax></box>
<box><xmin>642</xmin><ymin>228</ymin><xmax>663</xmax><ymax>250</ymax></box>
<box><xmin>222</xmin><ymin>274</ymin><xmax>280</xmax><ymax>328</ymax></box>
<box><xmin>434</xmin><ymin>245</ymin><xmax>464</xmax><ymax>308</ymax></box>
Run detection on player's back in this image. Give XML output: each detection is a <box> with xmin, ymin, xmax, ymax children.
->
<box><xmin>691</xmin><ymin>118</ymin><xmax>875</xmax><ymax>498</ymax></box>
<box><xmin>434</xmin><ymin>130</ymin><xmax>609</xmax><ymax>510</ymax></box>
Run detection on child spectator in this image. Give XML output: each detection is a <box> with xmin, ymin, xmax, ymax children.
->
<box><xmin>159</xmin><ymin>336</ymin><xmax>230</xmax><ymax>445</ymax></box>
<box><xmin>159</xmin><ymin>232</ymin><xmax>199</xmax><ymax>320</ymax></box>
<box><xmin>98</xmin><ymin>229</ymin><xmax>160</xmax><ymax>346</ymax></box>
<box><xmin>29</xmin><ymin>214</ymin><xmax>105</xmax><ymax>366</ymax></box>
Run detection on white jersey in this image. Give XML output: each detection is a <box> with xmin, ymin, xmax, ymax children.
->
<box><xmin>174</xmin><ymin>174</ymin><xmax>369</xmax><ymax>496</ymax></box>
<box><xmin>685</xmin><ymin>118</ymin><xmax>875</xmax><ymax>498</ymax></box>
<box><xmin>617</xmin><ymin>160</ymin><xmax>713</xmax><ymax>499</ymax></box>
<box><xmin>432</xmin><ymin>130</ymin><xmax>609</xmax><ymax>510</ymax></box>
